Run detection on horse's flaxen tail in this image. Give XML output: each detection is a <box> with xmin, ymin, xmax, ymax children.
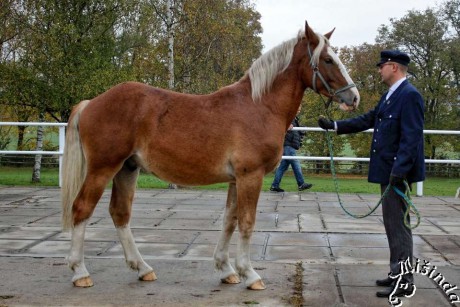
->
<box><xmin>61</xmin><ymin>100</ymin><xmax>91</xmax><ymax>231</ymax></box>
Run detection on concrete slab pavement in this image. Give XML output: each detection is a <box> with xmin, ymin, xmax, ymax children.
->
<box><xmin>0</xmin><ymin>187</ymin><xmax>458</xmax><ymax>306</ymax></box>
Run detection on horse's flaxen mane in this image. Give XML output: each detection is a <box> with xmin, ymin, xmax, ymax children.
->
<box><xmin>248</xmin><ymin>30</ymin><xmax>328</xmax><ymax>102</ymax></box>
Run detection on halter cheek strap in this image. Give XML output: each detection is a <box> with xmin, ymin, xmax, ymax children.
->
<box><xmin>307</xmin><ymin>43</ymin><xmax>356</xmax><ymax>100</ymax></box>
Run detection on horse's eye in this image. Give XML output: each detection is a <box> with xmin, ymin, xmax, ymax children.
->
<box><xmin>325</xmin><ymin>58</ymin><xmax>333</xmax><ymax>64</ymax></box>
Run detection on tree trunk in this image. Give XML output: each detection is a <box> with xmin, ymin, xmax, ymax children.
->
<box><xmin>167</xmin><ymin>0</ymin><xmax>178</xmax><ymax>190</ymax></box>
<box><xmin>167</xmin><ymin>0</ymin><xmax>175</xmax><ymax>91</ymax></box>
<box><xmin>32</xmin><ymin>114</ymin><xmax>44</xmax><ymax>183</ymax></box>
<box><xmin>17</xmin><ymin>126</ymin><xmax>26</xmax><ymax>150</ymax></box>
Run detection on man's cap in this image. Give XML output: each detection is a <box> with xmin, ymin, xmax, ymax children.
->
<box><xmin>376</xmin><ymin>50</ymin><xmax>410</xmax><ymax>67</ymax></box>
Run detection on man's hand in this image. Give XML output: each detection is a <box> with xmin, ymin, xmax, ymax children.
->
<box><xmin>318</xmin><ymin>117</ymin><xmax>335</xmax><ymax>130</ymax></box>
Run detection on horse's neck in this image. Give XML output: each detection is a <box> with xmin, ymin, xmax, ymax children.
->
<box><xmin>263</xmin><ymin>69</ymin><xmax>306</xmax><ymax>127</ymax></box>
<box><xmin>230</xmin><ymin>69</ymin><xmax>305</xmax><ymax>130</ymax></box>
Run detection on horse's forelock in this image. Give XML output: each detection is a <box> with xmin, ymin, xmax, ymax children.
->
<box><xmin>310</xmin><ymin>34</ymin><xmax>328</xmax><ymax>67</ymax></box>
<box><xmin>248</xmin><ymin>30</ymin><xmax>326</xmax><ymax>102</ymax></box>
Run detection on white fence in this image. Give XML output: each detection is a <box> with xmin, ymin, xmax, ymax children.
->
<box><xmin>290</xmin><ymin>127</ymin><xmax>460</xmax><ymax>196</ymax></box>
<box><xmin>0</xmin><ymin>122</ymin><xmax>459</xmax><ymax>196</ymax></box>
<box><xmin>0</xmin><ymin>122</ymin><xmax>67</xmax><ymax>186</ymax></box>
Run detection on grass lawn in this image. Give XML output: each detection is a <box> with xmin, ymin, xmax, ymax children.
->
<box><xmin>0</xmin><ymin>166</ymin><xmax>458</xmax><ymax>197</ymax></box>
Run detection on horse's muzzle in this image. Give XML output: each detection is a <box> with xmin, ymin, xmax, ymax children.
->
<box><xmin>338</xmin><ymin>88</ymin><xmax>360</xmax><ymax>111</ymax></box>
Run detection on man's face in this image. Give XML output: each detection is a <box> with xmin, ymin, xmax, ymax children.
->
<box><xmin>378</xmin><ymin>62</ymin><xmax>395</xmax><ymax>86</ymax></box>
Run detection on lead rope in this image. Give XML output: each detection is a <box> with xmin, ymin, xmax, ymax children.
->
<box><xmin>320</xmin><ymin>97</ymin><xmax>420</xmax><ymax>229</ymax></box>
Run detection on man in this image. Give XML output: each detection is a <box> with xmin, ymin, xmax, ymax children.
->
<box><xmin>318</xmin><ymin>50</ymin><xmax>425</xmax><ymax>298</ymax></box>
<box><xmin>270</xmin><ymin>105</ymin><xmax>313</xmax><ymax>192</ymax></box>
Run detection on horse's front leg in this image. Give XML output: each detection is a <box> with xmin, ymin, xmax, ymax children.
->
<box><xmin>235</xmin><ymin>171</ymin><xmax>265</xmax><ymax>290</ymax></box>
<box><xmin>214</xmin><ymin>182</ymin><xmax>240</xmax><ymax>284</ymax></box>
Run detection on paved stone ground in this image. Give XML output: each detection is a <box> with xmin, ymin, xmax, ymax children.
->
<box><xmin>0</xmin><ymin>187</ymin><xmax>459</xmax><ymax>306</ymax></box>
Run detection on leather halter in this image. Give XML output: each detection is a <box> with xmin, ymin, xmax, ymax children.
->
<box><xmin>307</xmin><ymin>43</ymin><xmax>356</xmax><ymax>108</ymax></box>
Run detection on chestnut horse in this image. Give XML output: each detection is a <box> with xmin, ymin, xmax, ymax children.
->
<box><xmin>61</xmin><ymin>22</ymin><xmax>359</xmax><ymax>290</ymax></box>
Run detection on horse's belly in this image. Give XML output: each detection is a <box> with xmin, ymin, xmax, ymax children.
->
<box><xmin>138</xmin><ymin>150</ymin><xmax>234</xmax><ymax>186</ymax></box>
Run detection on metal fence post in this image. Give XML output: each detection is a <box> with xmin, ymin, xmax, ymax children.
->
<box><xmin>416</xmin><ymin>182</ymin><xmax>423</xmax><ymax>197</ymax></box>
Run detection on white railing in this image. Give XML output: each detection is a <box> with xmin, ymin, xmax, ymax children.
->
<box><xmin>288</xmin><ymin>127</ymin><xmax>460</xmax><ymax>163</ymax></box>
<box><xmin>0</xmin><ymin>123</ymin><xmax>459</xmax><ymax>195</ymax></box>
<box><xmin>0</xmin><ymin>122</ymin><xmax>67</xmax><ymax>187</ymax></box>
<box><xmin>284</xmin><ymin>128</ymin><xmax>460</xmax><ymax>196</ymax></box>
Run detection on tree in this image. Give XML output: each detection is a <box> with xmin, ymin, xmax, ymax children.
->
<box><xmin>32</xmin><ymin>112</ymin><xmax>44</xmax><ymax>183</ymax></box>
<box><xmin>441</xmin><ymin>0</ymin><xmax>460</xmax><ymax>155</ymax></box>
<box><xmin>113</xmin><ymin>1</ymin><xmax>165</xmax><ymax>85</ymax></box>
<box><xmin>1</xmin><ymin>0</ymin><xmax>136</xmax><ymax>122</ymax></box>
<box><xmin>114</xmin><ymin>0</ymin><xmax>262</xmax><ymax>94</ymax></box>
<box><xmin>0</xmin><ymin>0</ymin><xmax>19</xmax><ymax>55</ymax></box>
<box><xmin>376</xmin><ymin>7</ymin><xmax>459</xmax><ymax>159</ymax></box>
<box><xmin>173</xmin><ymin>0</ymin><xmax>262</xmax><ymax>93</ymax></box>
<box><xmin>442</xmin><ymin>0</ymin><xmax>460</xmax><ymax>89</ymax></box>
<box><xmin>1</xmin><ymin>0</ymin><xmax>138</xmax><ymax>179</ymax></box>
<box><xmin>335</xmin><ymin>44</ymin><xmax>387</xmax><ymax>172</ymax></box>
<box><xmin>443</xmin><ymin>0</ymin><xmax>460</xmax><ymax>35</ymax></box>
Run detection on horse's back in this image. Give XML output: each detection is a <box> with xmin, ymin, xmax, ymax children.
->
<box><xmin>73</xmin><ymin>82</ymin><xmax>226</xmax><ymax>181</ymax></box>
<box><xmin>74</xmin><ymin>80</ymin><xmax>283</xmax><ymax>185</ymax></box>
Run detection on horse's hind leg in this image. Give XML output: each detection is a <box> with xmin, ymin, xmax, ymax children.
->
<box><xmin>214</xmin><ymin>182</ymin><xmax>240</xmax><ymax>284</ymax></box>
<box><xmin>110</xmin><ymin>161</ymin><xmax>156</xmax><ymax>282</ymax></box>
<box><xmin>68</xmin><ymin>172</ymin><xmax>112</xmax><ymax>287</ymax></box>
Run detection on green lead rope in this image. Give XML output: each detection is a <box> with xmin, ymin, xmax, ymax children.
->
<box><xmin>393</xmin><ymin>183</ymin><xmax>421</xmax><ymax>229</ymax></box>
<box><xmin>324</xmin><ymin>130</ymin><xmax>421</xmax><ymax>229</ymax></box>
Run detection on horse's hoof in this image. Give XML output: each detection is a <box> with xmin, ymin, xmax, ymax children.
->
<box><xmin>221</xmin><ymin>274</ymin><xmax>240</xmax><ymax>284</ymax></box>
<box><xmin>247</xmin><ymin>279</ymin><xmax>266</xmax><ymax>290</ymax></box>
<box><xmin>140</xmin><ymin>271</ymin><xmax>157</xmax><ymax>281</ymax></box>
<box><xmin>73</xmin><ymin>276</ymin><xmax>94</xmax><ymax>287</ymax></box>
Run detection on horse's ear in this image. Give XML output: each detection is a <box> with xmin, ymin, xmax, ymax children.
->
<box><xmin>324</xmin><ymin>28</ymin><xmax>336</xmax><ymax>40</ymax></box>
<box><xmin>305</xmin><ymin>20</ymin><xmax>318</xmax><ymax>44</ymax></box>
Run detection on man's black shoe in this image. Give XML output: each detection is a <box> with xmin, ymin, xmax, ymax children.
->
<box><xmin>298</xmin><ymin>183</ymin><xmax>313</xmax><ymax>191</ymax></box>
<box><xmin>270</xmin><ymin>187</ymin><xmax>284</xmax><ymax>192</ymax></box>
<box><xmin>376</xmin><ymin>284</ymin><xmax>415</xmax><ymax>298</ymax></box>
<box><xmin>376</xmin><ymin>275</ymin><xmax>394</xmax><ymax>287</ymax></box>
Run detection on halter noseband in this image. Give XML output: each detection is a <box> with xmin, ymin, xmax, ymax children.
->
<box><xmin>307</xmin><ymin>43</ymin><xmax>356</xmax><ymax>109</ymax></box>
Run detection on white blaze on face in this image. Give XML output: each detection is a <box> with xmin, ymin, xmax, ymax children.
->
<box><xmin>327</xmin><ymin>47</ymin><xmax>360</xmax><ymax>108</ymax></box>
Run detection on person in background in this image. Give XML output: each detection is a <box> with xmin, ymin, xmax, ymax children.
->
<box><xmin>318</xmin><ymin>50</ymin><xmax>425</xmax><ymax>298</ymax></box>
<box><xmin>270</xmin><ymin>105</ymin><xmax>313</xmax><ymax>193</ymax></box>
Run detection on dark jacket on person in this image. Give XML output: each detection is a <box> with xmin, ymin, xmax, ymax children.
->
<box><xmin>336</xmin><ymin>80</ymin><xmax>425</xmax><ymax>184</ymax></box>
<box><xmin>284</xmin><ymin>117</ymin><xmax>305</xmax><ymax>150</ymax></box>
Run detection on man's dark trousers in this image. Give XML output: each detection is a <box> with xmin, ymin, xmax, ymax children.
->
<box><xmin>381</xmin><ymin>184</ymin><xmax>414</xmax><ymax>283</ymax></box>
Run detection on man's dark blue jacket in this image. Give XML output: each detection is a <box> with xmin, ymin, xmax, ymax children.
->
<box><xmin>336</xmin><ymin>79</ymin><xmax>425</xmax><ymax>184</ymax></box>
